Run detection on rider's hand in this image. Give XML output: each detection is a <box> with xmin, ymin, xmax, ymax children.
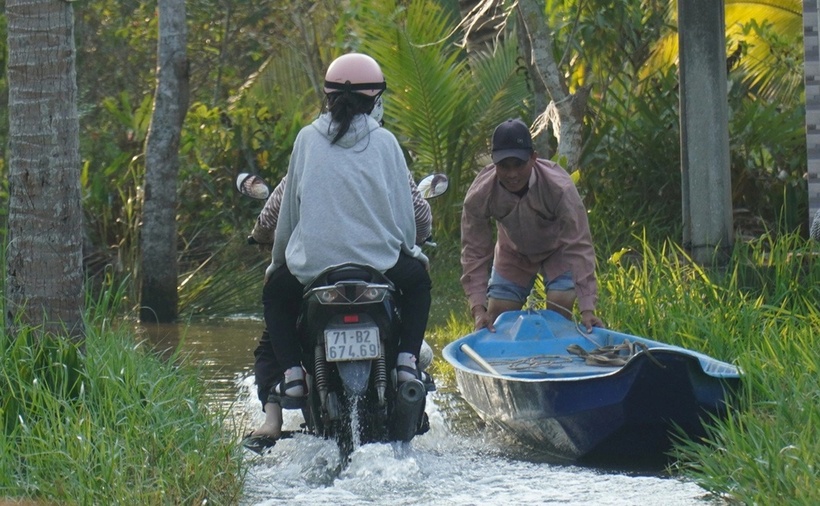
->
<box><xmin>247</xmin><ymin>235</ymin><xmax>272</xmax><ymax>254</ymax></box>
<box><xmin>472</xmin><ymin>305</ymin><xmax>495</xmax><ymax>332</ymax></box>
<box><xmin>580</xmin><ymin>310</ymin><xmax>605</xmax><ymax>333</ymax></box>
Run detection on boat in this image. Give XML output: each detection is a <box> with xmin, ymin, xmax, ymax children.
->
<box><xmin>442</xmin><ymin>309</ymin><xmax>742</xmax><ymax>467</ymax></box>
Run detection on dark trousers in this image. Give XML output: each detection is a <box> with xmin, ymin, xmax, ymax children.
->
<box><xmin>254</xmin><ymin>253</ymin><xmax>431</xmax><ymax>405</ymax></box>
<box><xmin>253</xmin><ymin>266</ymin><xmax>302</xmax><ymax>405</ymax></box>
<box><xmin>252</xmin><ymin>329</ymin><xmax>284</xmax><ymax>406</ymax></box>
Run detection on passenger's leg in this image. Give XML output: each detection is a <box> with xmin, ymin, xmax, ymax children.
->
<box><xmin>262</xmin><ymin>266</ymin><xmax>307</xmax><ymax>406</ymax></box>
<box><xmin>385</xmin><ymin>253</ymin><xmax>431</xmax><ymax>381</ymax></box>
<box><xmin>253</xmin><ymin>330</ymin><xmax>283</xmax><ymax>406</ymax></box>
<box><xmin>250</xmin><ymin>330</ymin><xmax>285</xmax><ymax>439</ymax></box>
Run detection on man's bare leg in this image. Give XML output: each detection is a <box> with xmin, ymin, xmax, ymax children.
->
<box><xmin>546</xmin><ymin>289</ymin><xmax>576</xmax><ymax>320</ymax></box>
<box><xmin>487</xmin><ymin>298</ymin><xmax>524</xmax><ymax>324</ymax></box>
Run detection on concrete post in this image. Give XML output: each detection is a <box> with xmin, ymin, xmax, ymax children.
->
<box><xmin>678</xmin><ymin>0</ymin><xmax>733</xmax><ymax>264</ymax></box>
<box><xmin>803</xmin><ymin>0</ymin><xmax>820</xmax><ymax>229</ymax></box>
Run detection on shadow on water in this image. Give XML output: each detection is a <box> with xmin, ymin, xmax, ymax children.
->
<box><xmin>141</xmin><ymin>317</ymin><xmax>265</xmax><ymax>408</ymax></box>
<box><xmin>473</xmin><ymin>424</ymin><xmax>676</xmax><ymax>476</ymax></box>
<box><xmin>143</xmin><ymin>318</ymin><xmax>723</xmax><ymax>505</ymax></box>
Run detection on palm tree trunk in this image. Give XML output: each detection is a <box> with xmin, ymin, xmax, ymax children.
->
<box><xmin>514</xmin><ymin>7</ymin><xmax>552</xmax><ymax>159</ymax></box>
<box><xmin>5</xmin><ymin>0</ymin><xmax>85</xmax><ymax>341</ymax></box>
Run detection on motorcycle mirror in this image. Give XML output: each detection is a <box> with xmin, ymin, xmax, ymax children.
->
<box><xmin>417</xmin><ymin>173</ymin><xmax>449</xmax><ymax>199</ymax></box>
<box><xmin>236</xmin><ymin>172</ymin><xmax>271</xmax><ymax>200</ymax></box>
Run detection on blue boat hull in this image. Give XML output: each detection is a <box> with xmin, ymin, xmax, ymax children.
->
<box><xmin>442</xmin><ymin>310</ymin><xmax>742</xmax><ymax>466</ymax></box>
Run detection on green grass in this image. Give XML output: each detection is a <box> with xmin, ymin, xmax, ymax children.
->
<box><xmin>0</xmin><ymin>279</ymin><xmax>246</xmax><ymax>505</ymax></box>
<box><xmin>426</xmin><ymin>233</ymin><xmax>820</xmax><ymax>504</ymax></box>
<box><xmin>3</xmin><ymin>230</ymin><xmax>818</xmax><ymax>504</ymax></box>
<box><xmin>596</xmin><ymin>235</ymin><xmax>819</xmax><ymax>504</ymax></box>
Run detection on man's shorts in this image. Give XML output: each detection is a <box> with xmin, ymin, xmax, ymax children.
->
<box><xmin>487</xmin><ymin>268</ymin><xmax>574</xmax><ymax>304</ymax></box>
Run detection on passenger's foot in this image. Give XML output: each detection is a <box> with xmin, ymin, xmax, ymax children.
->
<box><xmin>243</xmin><ymin>402</ymin><xmax>282</xmax><ymax>453</ymax></box>
<box><xmin>272</xmin><ymin>366</ymin><xmax>308</xmax><ymax>409</ymax></box>
<box><xmin>252</xmin><ymin>402</ymin><xmax>283</xmax><ymax>439</ymax></box>
<box><xmin>396</xmin><ymin>352</ymin><xmax>419</xmax><ymax>383</ymax></box>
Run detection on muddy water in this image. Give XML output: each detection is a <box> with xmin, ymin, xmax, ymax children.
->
<box><xmin>146</xmin><ymin>319</ymin><xmax>722</xmax><ymax>506</ymax></box>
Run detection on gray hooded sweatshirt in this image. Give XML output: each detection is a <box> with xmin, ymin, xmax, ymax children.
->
<box><xmin>268</xmin><ymin>112</ymin><xmax>426</xmax><ymax>284</ymax></box>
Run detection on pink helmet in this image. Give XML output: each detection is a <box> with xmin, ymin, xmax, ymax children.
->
<box><xmin>323</xmin><ymin>53</ymin><xmax>386</xmax><ymax>97</ymax></box>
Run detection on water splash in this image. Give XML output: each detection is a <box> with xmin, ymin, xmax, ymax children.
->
<box><xmin>348</xmin><ymin>395</ymin><xmax>361</xmax><ymax>451</ymax></box>
<box><xmin>235</xmin><ymin>374</ymin><xmax>716</xmax><ymax>506</ymax></box>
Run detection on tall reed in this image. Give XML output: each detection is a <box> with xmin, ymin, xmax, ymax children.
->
<box><xmin>0</xmin><ymin>275</ymin><xmax>246</xmax><ymax>504</ymax></box>
<box><xmin>572</xmin><ymin>234</ymin><xmax>818</xmax><ymax>503</ymax></box>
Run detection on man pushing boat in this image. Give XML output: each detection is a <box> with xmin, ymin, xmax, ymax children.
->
<box><xmin>460</xmin><ymin>118</ymin><xmax>605</xmax><ymax>333</ymax></box>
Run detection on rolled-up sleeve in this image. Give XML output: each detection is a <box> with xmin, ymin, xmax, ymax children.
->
<box><xmin>554</xmin><ymin>186</ymin><xmax>598</xmax><ymax>312</ymax></box>
<box><xmin>460</xmin><ymin>194</ymin><xmax>495</xmax><ymax>311</ymax></box>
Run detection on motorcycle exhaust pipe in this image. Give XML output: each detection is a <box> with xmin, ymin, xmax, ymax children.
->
<box><xmin>390</xmin><ymin>378</ymin><xmax>426</xmax><ymax>442</ymax></box>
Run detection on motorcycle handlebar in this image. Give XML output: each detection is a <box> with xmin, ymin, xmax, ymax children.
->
<box><xmin>250</xmin><ymin>235</ymin><xmax>433</xmax><ymax>248</ymax></box>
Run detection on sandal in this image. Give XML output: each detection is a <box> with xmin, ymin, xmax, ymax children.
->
<box><xmin>396</xmin><ymin>364</ymin><xmax>420</xmax><ymax>384</ymax></box>
<box><xmin>241</xmin><ymin>431</ymin><xmax>295</xmax><ymax>454</ymax></box>
<box><xmin>419</xmin><ymin>370</ymin><xmax>436</xmax><ymax>392</ymax></box>
<box><xmin>269</xmin><ymin>377</ymin><xmax>308</xmax><ymax>409</ymax></box>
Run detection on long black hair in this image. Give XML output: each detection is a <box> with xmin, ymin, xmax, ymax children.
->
<box><xmin>325</xmin><ymin>90</ymin><xmax>377</xmax><ymax>145</ymax></box>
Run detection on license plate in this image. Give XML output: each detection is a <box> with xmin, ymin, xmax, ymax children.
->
<box><xmin>324</xmin><ymin>325</ymin><xmax>380</xmax><ymax>362</ymax></box>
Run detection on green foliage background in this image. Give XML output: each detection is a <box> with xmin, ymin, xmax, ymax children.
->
<box><xmin>0</xmin><ymin>0</ymin><xmax>808</xmax><ymax>315</ymax></box>
<box><xmin>0</xmin><ymin>1</ymin><xmax>816</xmax><ymax>502</ymax></box>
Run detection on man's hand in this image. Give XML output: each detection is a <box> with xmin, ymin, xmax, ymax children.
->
<box><xmin>472</xmin><ymin>305</ymin><xmax>495</xmax><ymax>332</ymax></box>
<box><xmin>580</xmin><ymin>310</ymin><xmax>605</xmax><ymax>333</ymax></box>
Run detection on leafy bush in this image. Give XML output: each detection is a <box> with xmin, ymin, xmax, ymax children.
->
<box><xmin>582</xmin><ymin>68</ymin><xmax>683</xmax><ymax>248</ymax></box>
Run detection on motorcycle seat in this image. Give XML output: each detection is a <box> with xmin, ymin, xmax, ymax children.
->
<box><xmin>326</xmin><ymin>267</ymin><xmax>374</xmax><ymax>283</ymax></box>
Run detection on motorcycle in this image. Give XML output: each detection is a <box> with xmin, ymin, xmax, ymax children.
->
<box><xmin>237</xmin><ymin>172</ymin><xmax>449</xmax><ymax>458</ymax></box>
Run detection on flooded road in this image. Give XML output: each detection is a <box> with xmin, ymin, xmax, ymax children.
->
<box><xmin>147</xmin><ymin>319</ymin><xmax>722</xmax><ymax>506</ymax></box>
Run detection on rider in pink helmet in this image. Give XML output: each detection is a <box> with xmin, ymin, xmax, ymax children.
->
<box><xmin>246</xmin><ymin>52</ymin><xmax>432</xmax><ymax>449</ymax></box>
<box><xmin>322</xmin><ymin>52</ymin><xmax>386</xmax><ymax>97</ymax></box>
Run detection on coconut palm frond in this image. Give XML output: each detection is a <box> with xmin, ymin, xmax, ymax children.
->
<box><xmin>360</xmin><ymin>0</ymin><xmax>530</xmax><ymax>171</ymax></box>
<box><xmin>231</xmin><ymin>49</ymin><xmax>318</xmax><ymax>115</ymax></box>
<box><xmin>467</xmin><ymin>40</ymin><xmax>533</xmax><ymax>138</ymax></box>
<box><xmin>639</xmin><ymin>0</ymin><xmax>802</xmax><ymax>104</ymax></box>
<box><xmin>726</xmin><ymin>0</ymin><xmax>801</xmax><ymax>16</ymax></box>
<box><xmin>725</xmin><ymin>2</ymin><xmax>803</xmax><ymax>104</ymax></box>
<box><xmin>353</xmin><ymin>0</ymin><xmax>529</xmax><ymax>234</ymax></box>
<box><xmin>639</xmin><ymin>32</ymin><xmax>679</xmax><ymax>81</ymax></box>
<box><xmin>356</xmin><ymin>0</ymin><xmax>471</xmax><ymax>176</ymax></box>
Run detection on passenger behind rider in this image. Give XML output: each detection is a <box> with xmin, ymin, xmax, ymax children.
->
<box><xmin>246</xmin><ymin>130</ymin><xmax>434</xmax><ymax>442</ymax></box>
<box><xmin>249</xmin><ymin>53</ymin><xmax>432</xmax><ymax>443</ymax></box>
<box><xmin>460</xmin><ymin>118</ymin><xmax>605</xmax><ymax>333</ymax></box>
